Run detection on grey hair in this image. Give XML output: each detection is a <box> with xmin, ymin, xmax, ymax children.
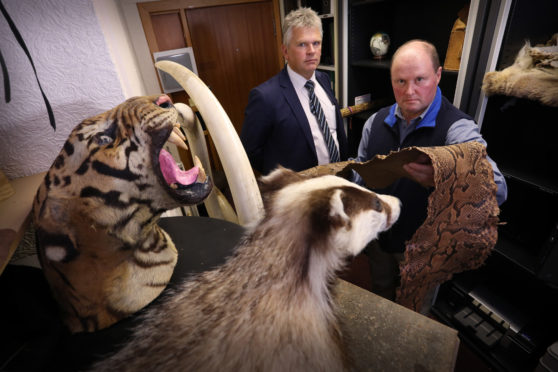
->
<box><xmin>391</xmin><ymin>39</ymin><xmax>441</xmax><ymax>72</ymax></box>
<box><xmin>282</xmin><ymin>7</ymin><xmax>322</xmax><ymax>46</ymax></box>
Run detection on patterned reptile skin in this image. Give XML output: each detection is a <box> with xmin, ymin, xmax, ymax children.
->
<box><xmin>302</xmin><ymin>141</ymin><xmax>500</xmax><ymax>312</ymax></box>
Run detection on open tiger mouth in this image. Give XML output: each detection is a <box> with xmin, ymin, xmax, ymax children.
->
<box><xmin>153</xmin><ymin>96</ymin><xmax>212</xmax><ymax>204</ymax></box>
<box><xmin>160</xmin><ymin>124</ymin><xmax>207</xmax><ymax>187</ymax></box>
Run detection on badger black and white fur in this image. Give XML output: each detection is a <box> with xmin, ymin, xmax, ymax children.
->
<box><xmin>92</xmin><ymin>167</ymin><xmax>400</xmax><ymax>372</ymax></box>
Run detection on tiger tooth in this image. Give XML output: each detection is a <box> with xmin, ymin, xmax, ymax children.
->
<box><xmin>173</xmin><ymin>126</ymin><xmax>186</xmax><ymax>141</ymax></box>
<box><xmin>168</xmin><ymin>130</ymin><xmax>188</xmax><ymax>151</ymax></box>
<box><xmin>193</xmin><ymin>156</ymin><xmax>207</xmax><ymax>182</ymax></box>
<box><xmin>193</xmin><ymin>155</ymin><xmax>202</xmax><ymax>169</ymax></box>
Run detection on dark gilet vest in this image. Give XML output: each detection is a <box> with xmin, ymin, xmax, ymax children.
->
<box><xmin>368</xmin><ymin>95</ymin><xmax>471</xmax><ymax>253</ymax></box>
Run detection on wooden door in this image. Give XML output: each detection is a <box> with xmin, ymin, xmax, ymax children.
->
<box><xmin>186</xmin><ymin>2</ymin><xmax>281</xmax><ymax>133</ymax></box>
<box><xmin>138</xmin><ymin>0</ymin><xmax>283</xmax><ymax>134</ymax></box>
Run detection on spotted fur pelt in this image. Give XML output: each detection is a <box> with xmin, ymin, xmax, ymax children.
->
<box><xmin>482</xmin><ymin>36</ymin><xmax>558</xmax><ymax>107</ymax></box>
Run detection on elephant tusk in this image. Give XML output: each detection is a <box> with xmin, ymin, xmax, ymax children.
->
<box><xmin>155</xmin><ymin>60</ymin><xmax>263</xmax><ymax>225</ymax></box>
<box><xmin>175</xmin><ymin>103</ymin><xmax>196</xmax><ymax>132</ymax></box>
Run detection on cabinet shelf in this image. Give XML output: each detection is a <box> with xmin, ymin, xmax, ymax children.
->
<box><xmin>433</xmin><ymin>250</ymin><xmax>558</xmax><ymax>372</ymax></box>
<box><xmin>347</xmin><ymin>0</ymin><xmax>469</xmax><ymax>109</ymax></box>
<box><xmin>352</xmin><ymin>0</ymin><xmax>386</xmax><ymax>7</ymax></box>
<box><xmin>493</xmin><ymin>237</ymin><xmax>538</xmax><ymax>275</ymax></box>
<box><xmin>500</xmin><ymin>166</ymin><xmax>558</xmax><ymax>195</ymax></box>
<box><xmin>317</xmin><ymin>64</ymin><xmax>335</xmax><ymax>71</ymax></box>
<box><xmin>352</xmin><ymin>58</ymin><xmax>391</xmax><ymax>69</ymax></box>
<box><xmin>352</xmin><ymin>58</ymin><xmax>461</xmax><ymax>76</ymax></box>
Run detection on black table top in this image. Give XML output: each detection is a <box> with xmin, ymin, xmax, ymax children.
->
<box><xmin>0</xmin><ymin>216</ymin><xmax>245</xmax><ymax>371</ymax></box>
<box><xmin>160</xmin><ymin>216</ymin><xmax>245</xmax><ymax>285</ymax></box>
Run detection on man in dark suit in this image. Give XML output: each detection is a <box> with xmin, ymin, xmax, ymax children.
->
<box><xmin>240</xmin><ymin>7</ymin><xmax>347</xmax><ymax>175</ymax></box>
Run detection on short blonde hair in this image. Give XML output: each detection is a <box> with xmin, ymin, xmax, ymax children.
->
<box><xmin>282</xmin><ymin>7</ymin><xmax>322</xmax><ymax>46</ymax></box>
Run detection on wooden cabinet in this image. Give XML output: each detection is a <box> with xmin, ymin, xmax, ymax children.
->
<box><xmin>341</xmin><ymin>0</ymin><xmax>470</xmax><ymax>156</ymax></box>
<box><xmin>346</xmin><ymin>0</ymin><xmax>469</xmax><ymax>105</ymax></box>
<box><xmin>432</xmin><ymin>1</ymin><xmax>558</xmax><ymax>371</ymax></box>
<box><xmin>338</xmin><ymin>1</ymin><xmax>558</xmax><ymax>370</ymax></box>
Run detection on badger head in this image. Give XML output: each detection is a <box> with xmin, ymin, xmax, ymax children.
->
<box><xmin>258</xmin><ymin>167</ymin><xmax>400</xmax><ymax>271</ymax></box>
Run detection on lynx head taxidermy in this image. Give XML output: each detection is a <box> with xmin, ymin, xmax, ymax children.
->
<box><xmin>92</xmin><ymin>167</ymin><xmax>400</xmax><ymax>372</ymax></box>
<box><xmin>33</xmin><ymin>95</ymin><xmax>212</xmax><ymax>333</ymax></box>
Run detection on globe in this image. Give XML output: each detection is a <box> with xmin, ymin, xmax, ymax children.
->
<box><xmin>369</xmin><ymin>32</ymin><xmax>390</xmax><ymax>59</ymax></box>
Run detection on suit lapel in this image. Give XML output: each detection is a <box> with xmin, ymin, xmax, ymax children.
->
<box><xmin>279</xmin><ymin>68</ymin><xmax>317</xmax><ymax>154</ymax></box>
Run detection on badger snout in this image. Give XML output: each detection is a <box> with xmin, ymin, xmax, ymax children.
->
<box><xmin>377</xmin><ymin>194</ymin><xmax>401</xmax><ymax>228</ymax></box>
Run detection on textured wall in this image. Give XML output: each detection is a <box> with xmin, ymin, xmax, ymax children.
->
<box><xmin>0</xmin><ymin>0</ymin><xmax>124</xmax><ymax>178</ymax></box>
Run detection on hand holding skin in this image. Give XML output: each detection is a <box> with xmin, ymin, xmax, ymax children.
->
<box><xmin>403</xmin><ymin>154</ymin><xmax>435</xmax><ymax>188</ymax></box>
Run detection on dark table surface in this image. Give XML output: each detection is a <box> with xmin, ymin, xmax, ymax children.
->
<box><xmin>1</xmin><ymin>216</ymin><xmax>460</xmax><ymax>372</ymax></box>
<box><xmin>0</xmin><ymin>216</ymin><xmax>245</xmax><ymax>371</ymax></box>
<box><xmin>161</xmin><ymin>216</ymin><xmax>245</xmax><ymax>283</ymax></box>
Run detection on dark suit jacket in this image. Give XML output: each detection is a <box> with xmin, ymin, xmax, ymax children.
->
<box><xmin>240</xmin><ymin>67</ymin><xmax>348</xmax><ymax>175</ymax></box>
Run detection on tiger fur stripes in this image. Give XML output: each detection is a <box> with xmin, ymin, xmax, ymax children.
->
<box><xmin>91</xmin><ymin>167</ymin><xmax>400</xmax><ymax>372</ymax></box>
<box><xmin>33</xmin><ymin>95</ymin><xmax>212</xmax><ymax>333</ymax></box>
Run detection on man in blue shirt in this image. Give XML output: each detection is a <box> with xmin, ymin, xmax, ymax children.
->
<box><xmin>354</xmin><ymin>39</ymin><xmax>507</xmax><ymax>306</ymax></box>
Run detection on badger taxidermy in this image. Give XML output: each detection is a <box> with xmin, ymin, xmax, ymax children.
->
<box><xmin>92</xmin><ymin>167</ymin><xmax>400</xmax><ymax>372</ymax></box>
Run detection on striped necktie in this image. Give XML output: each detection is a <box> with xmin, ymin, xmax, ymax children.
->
<box><xmin>304</xmin><ymin>80</ymin><xmax>340</xmax><ymax>163</ymax></box>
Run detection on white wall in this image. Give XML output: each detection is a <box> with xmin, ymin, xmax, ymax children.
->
<box><xmin>93</xmin><ymin>0</ymin><xmax>147</xmax><ymax>99</ymax></box>
<box><xmin>117</xmin><ymin>0</ymin><xmax>162</xmax><ymax>95</ymax></box>
<box><xmin>0</xmin><ymin>0</ymin><xmax>149</xmax><ymax>179</ymax></box>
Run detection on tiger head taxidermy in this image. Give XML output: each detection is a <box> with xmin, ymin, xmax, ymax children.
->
<box><xmin>33</xmin><ymin>95</ymin><xmax>212</xmax><ymax>333</ymax></box>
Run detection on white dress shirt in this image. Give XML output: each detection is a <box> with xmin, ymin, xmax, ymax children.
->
<box><xmin>287</xmin><ymin>65</ymin><xmax>338</xmax><ymax>165</ymax></box>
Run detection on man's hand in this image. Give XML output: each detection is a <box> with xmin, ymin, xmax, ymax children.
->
<box><xmin>403</xmin><ymin>154</ymin><xmax>435</xmax><ymax>188</ymax></box>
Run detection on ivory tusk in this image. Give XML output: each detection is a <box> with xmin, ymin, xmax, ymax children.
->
<box><xmin>155</xmin><ymin>60</ymin><xmax>263</xmax><ymax>225</ymax></box>
<box><xmin>174</xmin><ymin>102</ymin><xmax>227</xmax><ymax>221</ymax></box>
<box><xmin>176</xmin><ymin>103</ymin><xmax>196</xmax><ymax>131</ymax></box>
